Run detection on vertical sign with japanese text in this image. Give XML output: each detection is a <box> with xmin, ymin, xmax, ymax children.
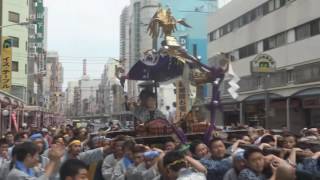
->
<box><xmin>36</xmin><ymin>0</ymin><xmax>44</xmax><ymax>52</ymax></box>
<box><xmin>176</xmin><ymin>81</ymin><xmax>189</xmax><ymax>123</ymax></box>
<box><xmin>1</xmin><ymin>37</ymin><xmax>13</xmax><ymax>91</ymax></box>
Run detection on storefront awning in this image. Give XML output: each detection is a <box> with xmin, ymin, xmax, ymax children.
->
<box><xmin>292</xmin><ymin>88</ymin><xmax>320</xmax><ymax>97</ymax></box>
<box><xmin>244</xmin><ymin>93</ymin><xmax>283</xmax><ymax>102</ymax></box>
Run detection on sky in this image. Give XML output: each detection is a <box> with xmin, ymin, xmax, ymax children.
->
<box><xmin>44</xmin><ymin>0</ymin><xmax>130</xmax><ymax>89</ymax></box>
<box><xmin>44</xmin><ymin>0</ymin><xmax>230</xmax><ymax>89</ymax></box>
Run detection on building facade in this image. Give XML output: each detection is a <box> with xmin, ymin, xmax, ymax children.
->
<box><xmin>43</xmin><ymin>51</ymin><xmax>64</xmax><ymax>113</ymax></box>
<box><xmin>121</xmin><ymin>0</ymin><xmax>159</xmax><ymax>100</ymax></box>
<box><xmin>208</xmin><ymin>0</ymin><xmax>320</xmax><ymax>132</ymax></box>
<box><xmin>97</xmin><ymin>60</ymin><xmax>124</xmax><ymax>115</ymax></box>
<box><xmin>27</xmin><ymin>0</ymin><xmax>47</xmax><ymax>106</ymax></box>
<box><xmin>1</xmin><ymin>0</ymin><xmax>29</xmax><ymax>101</ymax></box>
<box><xmin>78</xmin><ymin>78</ymin><xmax>100</xmax><ymax>116</ymax></box>
<box><xmin>65</xmin><ymin>81</ymin><xmax>78</xmax><ymax>117</ymax></box>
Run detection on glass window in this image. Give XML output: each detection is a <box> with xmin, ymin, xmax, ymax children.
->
<box><xmin>262</xmin><ymin>3</ymin><xmax>269</xmax><ymax>15</ymax></box>
<box><xmin>250</xmin><ymin>10</ymin><xmax>257</xmax><ymax>22</ymax></box>
<box><xmin>242</xmin><ymin>14</ymin><xmax>249</xmax><ymax>25</ymax></box>
<box><xmin>276</xmin><ymin>32</ymin><xmax>287</xmax><ymax>47</ymax></box>
<box><xmin>310</xmin><ymin>19</ymin><xmax>320</xmax><ymax>36</ymax></box>
<box><xmin>280</xmin><ymin>0</ymin><xmax>287</xmax><ymax>7</ymax></box>
<box><xmin>247</xmin><ymin>43</ymin><xmax>257</xmax><ymax>56</ymax></box>
<box><xmin>275</xmin><ymin>0</ymin><xmax>280</xmax><ymax>8</ymax></box>
<box><xmin>268</xmin><ymin>0</ymin><xmax>275</xmax><ymax>12</ymax></box>
<box><xmin>208</xmin><ymin>32</ymin><xmax>212</xmax><ymax>42</ymax></box>
<box><xmin>295</xmin><ymin>23</ymin><xmax>311</xmax><ymax>41</ymax></box>
<box><xmin>12</xmin><ymin>61</ymin><xmax>19</xmax><ymax>72</ymax></box>
<box><xmin>8</xmin><ymin>11</ymin><xmax>19</xmax><ymax>23</ymax></box>
<box><xmin>239</xmin><ymin>46</ymin><xmax>247</xmax><ymax>59</ymax></box>
<box><xmin>287</xmin><ymin>70</ymin><xmax>294</xmax><ymax>83</ymax></box>
<box><xmin>239</xmin><ymin>43</ymin><xmax>257</xmax><ymax>59</ymax></box>
<box><xmin>233</xmin><ymin>18</ymin><xmax>240</xmax><ymax>30</ymax></box>
<box><xmin>263</xmin><ymin>39</ymin><xmax>269</xmax><ymax>51</ymax></box>
<box><xmin>256</xmin><ymin>6</ymin><xmax>264</xmax><ymax>17</ymax></box>
<box><xmin>9</xmin><ymin>36</ymin><xmax>19</xmax><ymax>47</ymax></box>
<box><xmin>227</xmin><ymin>23</ymin><xmax>232</xmax><ymax>32</ymax></box>
<box><xmin>269</xmin><ymin>37</ymin><xmax>276</xmax><ymax>49</ymax></box>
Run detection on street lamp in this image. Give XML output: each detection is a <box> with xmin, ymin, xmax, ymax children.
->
<box><xmin>2</xmin><ymin>110</ymin><xmax>9</xmax><ymax>116</ymax></box>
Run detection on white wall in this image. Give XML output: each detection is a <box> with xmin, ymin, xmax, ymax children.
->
<box><xmin>208</xmin><ymin>0</ymin><xmax>320</xmax><ymax>76</ymax></box>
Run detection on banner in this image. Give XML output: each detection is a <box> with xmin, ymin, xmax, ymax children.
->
<box><xmin>1</xmin><ymin>37</ymin><xmax>13</xmax><ymax>91</ymax></box>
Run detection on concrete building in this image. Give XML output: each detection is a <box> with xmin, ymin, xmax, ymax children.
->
<box><xmin>1</xmin><ymin>0</ymin><xmax>29</xmax><ymax>101</ymax></box>
<box><xmin>207</xmin><ymin>0</ymin><xmax>320</xmax><ymax>132</ymax></box>
<box><xmin>121</xmin><ymin>0</ymin><xmax>159</xmax><ymax>100</ymax></box>
<box><xmin>65</xmin><ymin>81</ymin><xmax>78</xmax><ymax>117</ymax></box>
<box><xmin>97</xmin><ymin>60</ymin><xmax>124</xmax><ymax>115</ymax></box>
<box><xmin>43</xmin><ymin>51</ymin><xmax>63</xmax><ymax>113</ymax></box>
<box><xmin>78</xmin><ymin>78</ymin><xmax>100</xmax><ymax>116</ymax></box>
<box><xmin>27</xmin><ymin>0</ymin><xmax>47</xmax><ymax>106</ymax></box>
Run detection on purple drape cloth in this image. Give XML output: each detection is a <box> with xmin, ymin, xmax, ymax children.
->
<box><xmin>204</xmin><ymin>67</ymin><xmax>225</xmax><ymax>145</ymax></box>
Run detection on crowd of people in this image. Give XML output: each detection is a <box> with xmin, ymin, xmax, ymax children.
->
<box><xmin>0</xmin><ymin>124</ymin><xmax>319</xmax><ymax>180</ymax></box>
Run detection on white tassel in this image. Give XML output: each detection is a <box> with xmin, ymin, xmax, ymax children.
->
<box><xmin>227</xmin><ymin>63</ymin><xmax>240</xmax><ymax>99</ymax></box>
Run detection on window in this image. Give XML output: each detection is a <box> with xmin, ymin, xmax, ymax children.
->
<box><xmin>209</xmin><ymin>30</ymin><xmax>217</xmax><ymax>42</ymax></box>
<box><xmin>262</xmin><ymin>3</ymin><xmax>269</xmax><ymax>15</ymax></box>
<box><xmin>256</xmin><ymin>6</ymin><xmax>264</xmax><ymax>17</ymax></box>
<box><xmin>295</xmin><ymin>23</ymin><xmax>311</xmax><ymax>41</ymax></box>
<box><xmin>9</xmin><ymin>37</ymin><xmax>19</xmax><ymax>47</ymax></box>
<box><xmin>257</xmin><ymin>76</ymin><xmax>263</xmax><ymax>89</ymax></box>
<box><xmin>193</xmin><ymin>44</ymin><xmax>198</xmax><ymax>57</ymax></box>
<box><xmin>239</xmin><ymin>14</ymin><xmax>249</xmax><ymax>27</ymax></box>
<box><xmin>232</xmin><ymin>18</ymin><xmax>240</xmax><ymax>30</ymax></box>
<box><xmin>275</xmin><ymin>0</ymin><xmax>286</xmax><ymax>9</ymax></box>
<box><xmin>247</xmin><ymin>43</ymin><xmax>257</xmax><ymax>56</ymax></box>
<box><xmin>263</xmin><ymin>32</ymin><xmax>287</xmax><ymax>51</ymax></box>
<box><xmin>268</xmin><ymin>0</ymin><xmax>275</xmax><ymax>12</ymax></box>
<box><xmin>276</xmin><ymin>32</ymin><xmax>287</xmax><ymax>46</ymax></box>
<box><xmin>220</xmin><ymin>25</ymin><xmax>229</xmax><ymax>37</ymax></box>
<box><xmin>287</xmin><ymin>70</ymin><xmax>294</xmax><ymax>83</ymax></box>
<box><xmin>310</xmin><ymin>19</ymin><xmax>320</xmax><ymax>36</ymax></box>
<box><xmin>249</xmin><ymin>10</ymin><xmax>257</xmax><ymax>22</ymax></box>
<box><xmin>239</xmin><ymin>43</ymin><xmax>257</xmax><ymax>59</ymax></box>
<box><xmin>12</xmin><ymin>61</ymin><xmax>19</xmax><ymax>72</ymax></box>
<box><xmin>8</xmin><ymin>11</ymin><xmax>19</xmax><ymax>23</ymax></box>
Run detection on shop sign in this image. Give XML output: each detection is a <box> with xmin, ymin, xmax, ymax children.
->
<box><xmin>1</xmin><ymin>37</ymin><xmax>13</xmax><ymax>91</ymax></box>
<box><xmin>251</xmin><ymin>54</ymin><xmax>276</xmax><ymax>74</ymax></box>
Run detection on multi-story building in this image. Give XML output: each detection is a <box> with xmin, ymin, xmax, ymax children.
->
<box><xmin>73</xmin><ymin>86</ymin><xmax>81</xmax><ymax>116</ymax></box>
<box><xmin>97</xmin><ymin>60</ymin><xmax>124</xmax><ymax>115</ymax></box>
<box><xmin>159</xmin><ymin>0</ymin><xmax>218</xmax><ymax>110</ymax></box>
<box><xmin>65</xmin><ymin>81</ymin><xmax>78</xmax><ymax>117</ymax></box>
<box><xmin>27</xmin><ymin>0</ymin><xmax>47</xmax><ymax>106</ymax></box>
<box><xmin>78</xmin><ymin>78</ymin><xmax>100</xmax><ymax>116</ymax></box>
<box><xmin>1</xmin><ymin>0</ymin><xmax>29</xmax><ymax>101</ymax></box>
<box><xmin>43</xmin><ymin>51</ymin><xmax>63</xmax><ymax>113</ymax></box>
<box><xmin>208</xmin><ymin>0</ymin><xmax>320</xmax><ymax>132</ymax></box>
<box><xmin>121</xmin><ymin>0</ymin><xmax>159</xmax><ymax>100</ymax></box>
